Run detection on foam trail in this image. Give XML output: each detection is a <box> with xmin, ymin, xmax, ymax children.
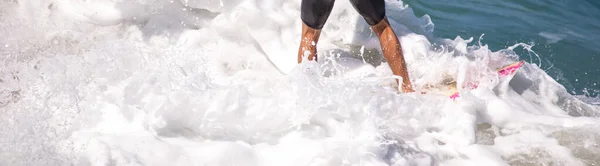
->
<box><xmin>1</xmin><ymin>0</ymin><xmax>600</xmax><ymax>165</ymax></box>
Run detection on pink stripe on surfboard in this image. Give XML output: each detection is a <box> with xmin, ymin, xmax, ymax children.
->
<box><xmin>450</xmin><ymin>92</ymin><xmax>460</xmax><ymax>101</ymax></box>
<box><xmin>448</xmin><ymin>61</ymin><xmax>524</xmax><ymax>101</ymax></box>
<box><xmin>498</xmin><ymin>61</ymin><xmax>524</xmax><ymax>76</ymax></box>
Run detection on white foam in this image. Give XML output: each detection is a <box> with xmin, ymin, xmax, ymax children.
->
<box><xmin>2</xmin><ymin>0</ymin><xmax>600</xmax><ymax>165</ymax></box>
<box><xmin>538</xmin><ymin>32</ymin><xmax>566</xmax><ymax>44</ymax></box>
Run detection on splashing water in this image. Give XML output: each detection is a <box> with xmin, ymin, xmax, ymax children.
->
<box><xmin>1</xmin><ymin>0</ymin><xmax>599</xmax><ymax>165</ymax></box>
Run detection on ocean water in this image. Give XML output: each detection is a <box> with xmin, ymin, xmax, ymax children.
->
<box><xmin>404</xmin><ymin>0</ymin><xmax>600</xmax><ymax>97</ymax></box>
<box><xmin>1</xmin><ymin>0</ymin><xmax>600</xmax><ymax>166</ymax></box>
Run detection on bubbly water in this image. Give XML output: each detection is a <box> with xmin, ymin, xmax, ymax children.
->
<box><xmin>405</xmin><ymin>0</ymin><xmax>600</xmax><ymax>97</ymax></box>
<box><xmin>1</xmin><ymin>0</ymin><xmax>599</xmax><ymax>165</ymax></box>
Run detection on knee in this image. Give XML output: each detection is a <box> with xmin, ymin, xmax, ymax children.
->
<box><xmin>301</xmin><ymin>0</ymin><xmax>336</xmax><ymax>29</ymax></box>
<box><xmin>350</xmin><ymin>0</ymin><xmax>386</xmax><ymax>25</ymax></box>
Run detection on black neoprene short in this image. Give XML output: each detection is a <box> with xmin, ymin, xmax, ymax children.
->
<box><xmin>301</xmin><ymin>0</ymin><xmax>386</xmax><ymax>30</ymax></box>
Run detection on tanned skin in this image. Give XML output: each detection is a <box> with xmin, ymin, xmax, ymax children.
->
<box><xmin>297</xmin><ymin>23</ymin><xmax>320</xmax><ymax>63</ymax></box>
<box><xmin>297</xmin><ymin>17</ymin><xmax>414</xmax><ymax>93</ymax></box>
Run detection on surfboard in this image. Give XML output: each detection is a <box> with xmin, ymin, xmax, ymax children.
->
<box><xmin>421</xmin><ymin>60</ymin><xmax>525</xmax><ymax>101</ymax></box>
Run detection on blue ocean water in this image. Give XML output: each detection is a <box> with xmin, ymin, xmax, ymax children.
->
<box><xmin>403</xmin><ymin>0</ymin><xmax>600</xmax><ymax>97</ymax></box>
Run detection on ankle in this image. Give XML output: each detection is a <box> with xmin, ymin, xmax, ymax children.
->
<box><xmin>298</xmin><ymin>23</ymin><xmax>321</xmax><ymax>62</ymax></box>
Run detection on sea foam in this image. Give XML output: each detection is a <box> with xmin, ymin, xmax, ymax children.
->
<box><xmin>1</xmin><ymin>0</ymin><xmax>599</xmax><ymax>165</ymax></box>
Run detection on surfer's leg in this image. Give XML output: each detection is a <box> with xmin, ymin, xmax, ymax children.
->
<box><xmin>349</xmin><ymin>0</ymin><xmax>385</xmax><ymax>25</ymax></box>
<box><xmin>350</xmin><ymin>0</ymin><xmax>414</xmax><ymax>92</ymax></box>
<box><xmin>298</xmin><ymin>0</ymin><xmax>335</xmax><ymax>63</ymax></box>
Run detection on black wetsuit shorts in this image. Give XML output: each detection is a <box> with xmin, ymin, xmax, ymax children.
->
<box><xmin>301</xmin><ymin>0</ymin><xmax>386</xmax><ymax>30</ymax></box>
